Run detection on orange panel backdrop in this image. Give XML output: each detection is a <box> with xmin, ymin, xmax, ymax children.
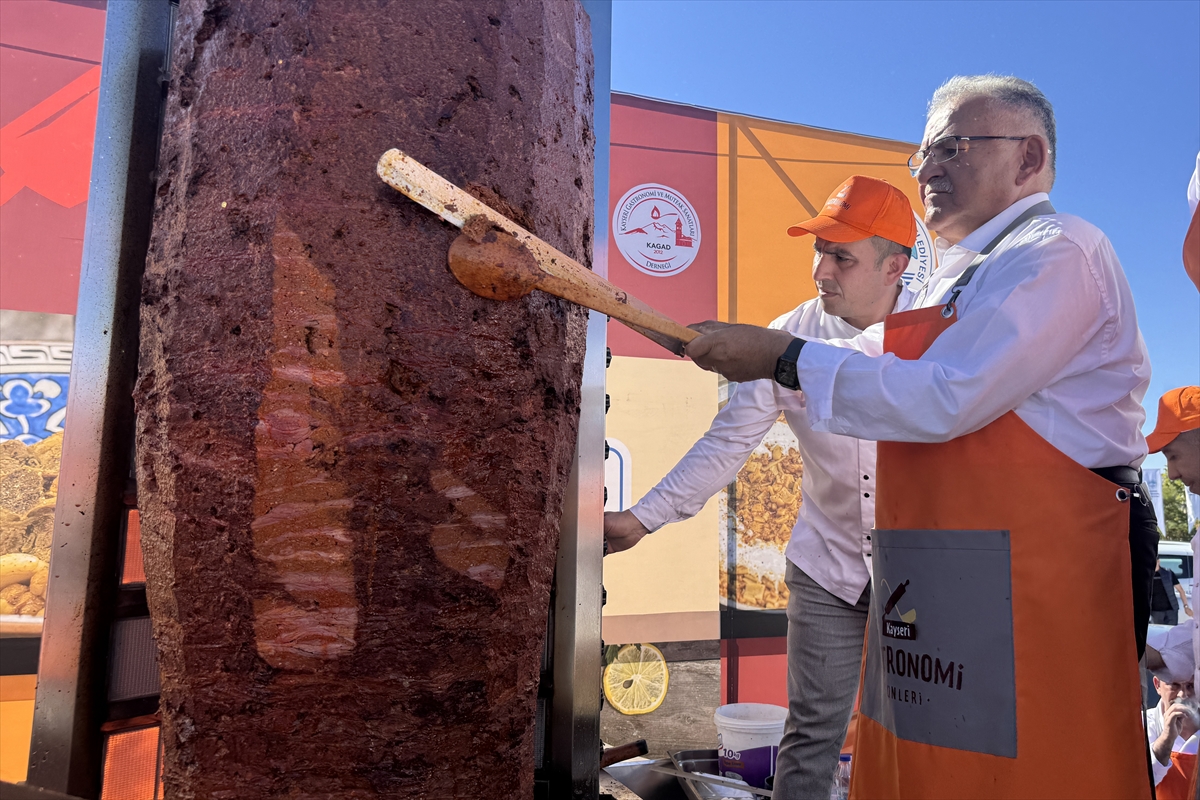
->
<box><xmin>604</xmin><ymin>93</ymin><xmax>919</xmax><ymax>709</ymax></box>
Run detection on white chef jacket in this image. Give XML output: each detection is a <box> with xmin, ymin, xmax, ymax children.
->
<box><xmin>629</xmin><ymin>289</ymin><xmax>914</xmax><ymax>606</ymax></box>
<box><xmin>1145</xmin><ymin>701</ymin><xmax>1200</xmax><ymax>786</ymax></box>
<box><xmin>797</xmin><ymin>193</ymin><xmax>1152</xmax><ymax>470</ymax></box>
<box><xmin>1194</xmin><ymin>531</ymin><xmax>1199</xmax><ymax>698</ymax></box>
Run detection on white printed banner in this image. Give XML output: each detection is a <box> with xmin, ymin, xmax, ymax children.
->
<box><xmin>901</xmin><ymin>213</ymin><xmax>936</xmax><ymax>291</ymax></box>
<box><xmin>1145</xmin><ymin>468</ymin><xmax>1166</xmax><ymax>534</ymax></box>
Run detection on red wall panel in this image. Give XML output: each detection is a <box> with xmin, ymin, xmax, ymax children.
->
<box><xmin>0</xmin><ymin>0</ymin><xmax>106</xmax><ymax>315</ymax></box>
<box><xmin>607</xmin><ymin>95</ymin><xmax>718</xmax><ymax>359</ymax></box>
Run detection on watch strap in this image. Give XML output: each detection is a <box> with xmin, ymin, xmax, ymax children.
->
<box><xmin>773</xmin><ymin>337</ymin><xmax>805</xmax><ymax>390</ymax></box>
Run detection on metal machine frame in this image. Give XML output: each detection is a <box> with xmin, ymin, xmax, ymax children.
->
<box><xmin>540</xmin><ymin>2</ymin><xmax>611</xmax><ymax>796</ymax></box>
<box><xmin>26</xmin><ymin>3</ymin><xmax>175</xmax><ymax>796</ymax></box>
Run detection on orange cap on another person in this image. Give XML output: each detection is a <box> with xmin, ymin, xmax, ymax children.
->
<box><xmin>787</xmin><ymin>175</ymin><xmax>917</xmax><ymax>248</ymax></box>
<box><xmin>1147</xmin><ymin>386</ymin><xmax>1200</xmax><ymax>453</ymax></box>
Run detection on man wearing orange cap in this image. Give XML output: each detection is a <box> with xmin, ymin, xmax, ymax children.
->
<box><xmin>605</xmin><ymin>175</ymin><xmax>916</xmax><ymax>798</ymax></box>
<box><xmin>1149</xmin><ymin>386</ymin><xmax>1200</xmax><ymax>790</ymax></box>
<box><xmin>681</xmin><ymin>76</ymin><xmax>1159</xmax><ymax>797</ymax></box>
<box><xmin>1149</xmin><ymin>387</ymin><xmax>1200</xmax><ymax>496</ymax></box>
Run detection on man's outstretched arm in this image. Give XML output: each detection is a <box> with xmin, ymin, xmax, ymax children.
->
<box><xmin>687</xmin><ymin>234</ymin><xmax>1116</xmax><ymax>444</ymax></box>
<box><xmin>603</xmin><ymin>377</ymin><xmax>782</xmax><ymax>553</ymax></box>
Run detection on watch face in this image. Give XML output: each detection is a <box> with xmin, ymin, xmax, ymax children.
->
<box><xmin>774</xmin><ymin>359</ymin><xmax>799</xmax><ymax>390</ymax></box>
<box><xmin>774</xmin><ymin>338</ymin><xmax>803</xmax><ymax>390</ymax></box>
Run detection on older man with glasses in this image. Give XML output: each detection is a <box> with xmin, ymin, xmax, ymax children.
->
<box><xmin>682</xmin><ymin>75</ymin><xmax>1157</xmax><ymax>797</ymax></box>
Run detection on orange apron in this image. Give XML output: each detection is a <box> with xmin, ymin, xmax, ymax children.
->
<box><xmin>849</xmin><ymin>299</ymin><xmax>1149</xmax><ymax>798</ymax></box>
<box><xmin>1158</xmin><ymin>751</ymin><xmax>1197</xmax><ymax>800</ymax></box>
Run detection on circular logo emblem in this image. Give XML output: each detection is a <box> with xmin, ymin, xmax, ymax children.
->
<box><xmin>902</xmin><ymin>212</ymin><xmax>936</xmax><ymax>290</ymax></box>
<box><xmin>612</xmin><ymin>183</ymin><xmax>702</xmax><ymax>277</ymax></box>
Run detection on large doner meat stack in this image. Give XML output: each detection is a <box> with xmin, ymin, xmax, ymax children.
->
<box><xmin>135</xmin><ymin>1</ymin><xmax>593</xmax><ymax>796</ymax></box>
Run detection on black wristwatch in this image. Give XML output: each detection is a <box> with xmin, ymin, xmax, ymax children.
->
<box><xmin>773</xmin><ymin>337</ymin><xmax>806</xmax><ymax>390</ymax></box>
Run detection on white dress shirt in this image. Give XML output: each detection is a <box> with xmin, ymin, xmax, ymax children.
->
<box><xmin>629</xmin><ymin>290</ymin><xmax>913</xmax><ymax>606</ymax></box>
<box><xmin>796</xmin><ymin>193</ymin><xmax>1152</xmax><ymax>469</ymax></box>
<box><xmin>1145</xmin><ymin>701</ymin><xmax>1200</xmax><ymax>786</ymax></box>
<box><xmin>1187</xmin><ymin>150</ymin><xmax>1199</xmax><ymax>214</ymax></box>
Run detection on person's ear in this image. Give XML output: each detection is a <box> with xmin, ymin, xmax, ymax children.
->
<box><xmin>1015</xmin><ymin>135</ymin><xmax>1050</xmax><ymax>188</ymax></box>
<box><xmin>883</xmin><ymin>254</ymin><xmax>909</xmax><ymax>286</ymax></box>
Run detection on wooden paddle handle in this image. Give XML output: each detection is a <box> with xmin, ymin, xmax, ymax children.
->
<box><xmin>536</xmin><ymin>273</ymin><xmax>698</xmax><ymax>345</ymax></box>
<box><xmin>600</xmin><ymin>739</ymin><xmax>648</xmax><ymax>769</ymax></box>
<box><xmin>377</xmin><ymin>149</ymin><xmax>699</xmax><ymax>347</ymax></box>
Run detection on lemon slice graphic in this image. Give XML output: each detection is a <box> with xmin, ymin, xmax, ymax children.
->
<box><xmin>603</xmin><ymin>643</ymin><xmax>670</xmax><ymax>716</ymax></box>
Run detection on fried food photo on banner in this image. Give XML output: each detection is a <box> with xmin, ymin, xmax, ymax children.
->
<box><xmin>0</xmin><ymin>432</ymin><xmax>62</xmax><ymax>617</ymax></box>
<box><xmin>720</xmin><ymin>418</ymin><xmax>803</xmax><ymax>610</ymax></box>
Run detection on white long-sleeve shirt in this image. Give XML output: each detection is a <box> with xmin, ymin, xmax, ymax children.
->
<box><xmin>1145</xmin><ymin>701</ymin><xmax>1200</xmax><ymax>785</ymax></box>
<box><xmin>1187</xmin><ymin>151</ymin><xmax>1199</xmax><ymax>214</ymax></box>
<box><xmin>797</xmin><ymin>193</ymin><xmax>1151</xmax><ymax>469</ymax></box>
<box><xmin>629</xmin><ymin>290</ymin><xmax>913</xmax><ymax>605</ymax></box>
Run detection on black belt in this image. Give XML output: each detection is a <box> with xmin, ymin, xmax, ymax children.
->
<box><xmin>1090</xmin><ymin>465</ymin><xmax>1142</xmax><ymax>486</ymax></box>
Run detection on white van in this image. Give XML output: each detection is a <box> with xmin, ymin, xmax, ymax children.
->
<box><xmin>1157</xmin><ymin>540</ymin><xmax>1194</xmax><ymax>622</ymax></box>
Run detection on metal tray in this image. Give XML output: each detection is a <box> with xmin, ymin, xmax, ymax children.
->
<box><xmin>669</xmin><ymin>749</ymin><xmax>769</xmax><ymax>799</ymax></box>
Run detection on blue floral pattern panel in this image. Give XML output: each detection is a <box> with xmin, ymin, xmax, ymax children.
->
<box><xmin>0</xmin><ymin>343</ymin><xmax>71</xmax><ymax>443</ymax></box>
<box><xmin>1</xmin><ymin>375</ymin><xmax>69</xmax><ymax>443</ymax></box>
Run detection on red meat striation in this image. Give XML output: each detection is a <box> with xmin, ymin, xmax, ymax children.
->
<box><xmin>134</xmin><ymin>1</ymin><xmax>594</xmax><ymax>796</ymax></box>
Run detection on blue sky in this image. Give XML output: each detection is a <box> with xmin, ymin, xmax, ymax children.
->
<box><xmin>611</xmin><ymin>0</ymin><xmax>1200</xmax><ymax>469</ymax></box>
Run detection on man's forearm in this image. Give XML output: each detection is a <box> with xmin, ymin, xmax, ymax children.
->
<box><xmin>1152</xmin><ymin>732</ymin><xmax>1174</xmax><ymax>768</ymax></box>
<box><xmin>685</xmin><ymin>325</ymin><xmax>796</xmax><ymax>384</ymax></box>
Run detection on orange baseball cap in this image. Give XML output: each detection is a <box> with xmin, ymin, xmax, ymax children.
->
<box><xmin>787</xmin><ymin>176</ymin><xmax>917</xmax><ymax>248</ymax></box>
<box><xmin>1147</xmin><ymin>386</ymin><xmax>1200</xmax><ymax>453</ymax></box>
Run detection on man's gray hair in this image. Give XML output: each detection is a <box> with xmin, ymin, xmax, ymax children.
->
<box><xmin>928</xmin><ymin>75</ymin><xmax>1057</xmax><ymax>178</ymax></box>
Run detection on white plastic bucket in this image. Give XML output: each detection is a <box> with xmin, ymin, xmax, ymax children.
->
<box><xmin>714</xmin><ymin>703</ymin><xmax>788</xmax><ymax>790</ymax></box>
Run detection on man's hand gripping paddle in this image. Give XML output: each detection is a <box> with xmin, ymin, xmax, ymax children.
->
<box><xmin>377</xmin><ymin>149</ymin><xmax>698</xmax><ymax>355</ymax></box>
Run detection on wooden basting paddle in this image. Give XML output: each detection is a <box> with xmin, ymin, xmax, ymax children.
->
<box><xmin>377</xmin><ymin>148</ymin><xmax>699</xmax><ymax>355</ymax></box>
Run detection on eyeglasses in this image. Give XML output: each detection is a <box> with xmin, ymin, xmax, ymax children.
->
<box><xmin>907</xmin><ymin>136</ymin><xmax>1030</xmax><ymax>175</ymax></box>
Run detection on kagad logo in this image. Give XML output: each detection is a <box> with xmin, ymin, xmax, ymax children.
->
<box><xmin>612</xmin><ymin>183</ymin><xmax>702</xmax><ymax>277</ymax></box>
